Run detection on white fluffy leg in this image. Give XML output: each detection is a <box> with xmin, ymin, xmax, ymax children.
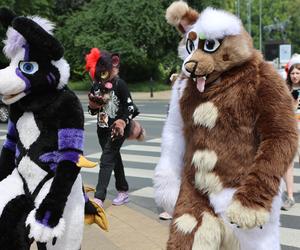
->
<box><xmin>231</xmin><ymin>193</ymin><xmax>281</xmax><ymax>250</ymax></box>
<box><xmin>46</xmin><ymin>175</ymin><xmax>84</xmax><ymax>250</ymax></box>
<box><xmin>0</xmin><ymin>169</ymin><xmax>24</xmax><ymax>215</ymax></box>
<box><xmin>209</xmin><ymin>187</ymin><xmax>282</xmax><ymax>250</ymax></box>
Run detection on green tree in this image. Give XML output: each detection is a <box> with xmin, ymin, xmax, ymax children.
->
<box><xmin>55</xmin><ymin>0</ymin><xmax>179</xmax><ymax>82</ymax></box>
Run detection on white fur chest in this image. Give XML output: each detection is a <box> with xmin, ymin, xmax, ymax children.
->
<box><xmin>16</xmin><ymin>112</ymin><xmax>47</xmax><ymax>193</ymax></box>
<box><xmin>16</xmin><ymin>112</ymin><xmax>40</xmax><ymax>149</ymax></box>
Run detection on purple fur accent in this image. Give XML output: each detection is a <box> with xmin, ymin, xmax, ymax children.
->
<box><xmin>46</xmin><ymin>75</ymin><xmax>52</xmax><ymax>85</ymax></box>
<box><xmin>84</xmin><ymin>193</ymin><xmax>89</xmax><ymax>203</ymax></box>
<box><xmin>22</xmin><ymin>44</ymin><xmax>29</xmax><ymax>61</ymax></box>
<box><xmin>39</xmin><ymin>151</ymin><xmax>80</xmax><ymax>164</ymax></box>
<box><xmin>15</xmin><ymin>146</ymin><xmax>20</xmax><ymax>158</ymax></box>
<box><xmin>39</xmin><ymin>211</ymin><xmax>51</xmax><ymax>226</ymax></box>
<box><xmin>3</xmin><ymin>17</ymin><xmax>55</xmax><ymax>59</ymax></box>
<box><xmin>49</xmin><ymin>72</ymin><xmax>56</xmax><ymax>82</ymax></box>
<box><xmin>16</xmin><ymin>68</ymin><xmax>31</xmax><ymax>92</ymax></box>
<box><xmin>58</xmin><ymin>129</ymin><xmax>84</xmax><ymax>151</ymax></box>
<box><xmin>3</xmin><ymin>138</ymin><xmax>16</xmax><ymax>152</ymax></box>
<box><xmin>3</xmin><ymin>27</ymin><xmax>26</xmax><ymax>59</ymax></box>
<box><xmin>49</xmin><ymin>163</ymin><xmax>58</xmax><ymax>171</ymax></box>
<box><xmin>7</xmin><ymin>120</ymin><xmax>17</xmax><ymax>138</ymax></box>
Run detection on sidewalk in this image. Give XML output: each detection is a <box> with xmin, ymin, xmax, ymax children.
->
<box><xmin>30</xmin><ymin>202</ymin><xmax>170</xmax><ymax>250</ymax></box>
<box><xmin>75</xmin><ymin>90</ymin><xmax>171</xmax><ymax>102</ymax></box>
<box><xmin>82</xmin><ymin>202</ymin><xmax>169</xmax><ymax>250</ymax></box>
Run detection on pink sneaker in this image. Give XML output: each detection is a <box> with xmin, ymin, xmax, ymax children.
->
<box><xmin>93</xmin><ymin>198</ymin><xmax>104</xmax><ymax>208</ymax></box>
<box><xmin>112</xmin><ymin>192</ymin><xmax>129</xmax><ymax>205</ymax></box>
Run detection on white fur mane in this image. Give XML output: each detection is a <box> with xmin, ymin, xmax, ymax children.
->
<box><xmin>196</xmin><ymin>7</ymin><xmax>241</xmax><ymax>40</ymax></box>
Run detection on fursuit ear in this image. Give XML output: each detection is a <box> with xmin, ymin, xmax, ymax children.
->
<box><xmin>12</xmin><ymin>17</ymin><xmax>64</xmax><ymax>60</ymax></box>
<box><xmin>0</xmin><ymin>7</ymin><xmax>17</xmax><ymax>29</ymax></box>
<box><xmin>111</xmin><ymin>53</ymin><xmax>120</xmax><ymax>67</ymax></box>
<box><xmin>166</xmin><ymin>1</ymin><xmax>199</xmax><ymax>34</ymax></box>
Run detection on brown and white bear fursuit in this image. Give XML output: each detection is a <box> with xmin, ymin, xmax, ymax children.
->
<box><xmin>154</xmin><ymin>1</ymin><xmax>298</xmax><ymax>250</ymax></box>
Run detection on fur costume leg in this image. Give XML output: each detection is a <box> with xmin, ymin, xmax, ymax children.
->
<box><xmin>30</xmin><ymin>175</ymin><xmax>84</xmax><ymax>250</ymax></box>
<box><xmin>0</xmin><ymin>169</ymin><xmax>24</xmax><ymax>214</ymax></box>
<box><xmin>167</xmin><ymin>178</ymin><xmax>239</xmax><ymax>250</ymax></box>
<box><xmin>209</xmin><ymin>186</ymin><xmax>282</xmax><ymax>250</ymax></box>
<box><xmin>153</xmin><ymin>77</ymin><xmax>187</xmax><ymax>215</ymax></box>
<box><xmin>46</xmin><ymin>175</ymin><xmax>84</xmax><ymax>250</ymax></box>
<box><xmin>0</xmin><ymin>169</ymin><xmax>33</xmax><ymax>250</ymax></box>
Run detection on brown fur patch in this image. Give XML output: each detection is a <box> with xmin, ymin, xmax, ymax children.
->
<box><xmin>180</xmin><ymin>50</ymin><xmax>298</xmax><ymax>211</ymax></box>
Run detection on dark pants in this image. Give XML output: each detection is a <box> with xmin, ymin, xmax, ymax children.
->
<box><xmin>95</xmin><ymin>127</ymin><xmax>129</xmax><ymax>201</ymax></box>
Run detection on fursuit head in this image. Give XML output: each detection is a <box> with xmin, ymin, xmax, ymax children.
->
<box><xmin>153</xmin><ymin>1</ymin><xmax>298</xmax><ymax>250</ymax></box>
<box><xmin>0</xmin><ymin>7</ymin><xmax>103</xmax><ymax>250</ymax></box>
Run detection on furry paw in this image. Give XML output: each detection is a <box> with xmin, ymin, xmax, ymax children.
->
<box><xmin>26</xmin><ymin>210</ymin><xmax>65</xmax><ymax>243</ymax></box>
<box><xmin>226</xmin><ymin>200</ymin><xmax>270</xmax><ymax>229</ymax></box>
<box><xmin>85</xmin><ymin>199</ymin><xmax>109</xmax><ymax>231</ymax></box>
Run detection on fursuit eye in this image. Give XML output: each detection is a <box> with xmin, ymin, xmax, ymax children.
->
<box><xmin>186</xmin><ymin>39</ymin><xmax>195</xmax><ymax>54</ymax></box>
<box><xmin>100</xmin><ymin>71</ymin><xmax>109</xmax><ymax>79</ymax></box>
<box><xmin>203</xmin><ymin>39</ymin><xmax>221</xmax><ymax>53</ymax></box>
<box><xmin>18</xmin><ymin>61</ymin><xmax>39</xmax><ymax>74</ymax></box>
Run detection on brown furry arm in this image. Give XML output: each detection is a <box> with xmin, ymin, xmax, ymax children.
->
<box><xmin>234</xmin><ymin>63</ymin><xmax>298</xmax><ymax>211</ymax></box>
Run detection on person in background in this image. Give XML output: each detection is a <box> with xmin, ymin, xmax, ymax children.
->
<box><xmin>282</xmin><ymin>61</ymin><xmax>300</xmax><ymax>210</ymax></box>
<box><xmin>85</xmin><ymin>48</ymin><xmax>140</xmax><ymax>207</ymax></box>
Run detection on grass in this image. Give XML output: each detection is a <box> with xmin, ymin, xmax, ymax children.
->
<box><xmin>68</xmin><ymin>80</ymin><xmax>171</xmax><ymax>92</ymax></box>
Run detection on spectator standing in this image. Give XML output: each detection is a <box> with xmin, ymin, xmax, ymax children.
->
<box><xmin>282</xmin><ymin>62</ymin><xmax>300</xmax><ymax>210</ymax></box>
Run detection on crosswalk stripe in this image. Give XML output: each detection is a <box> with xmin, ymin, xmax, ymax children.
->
<box><xmin>135</xmin><ymin>117</ymin><xmax>166</xmax><ymax>121</ymax></box>
<box><xmin>283</xmin><ymin>183</ymin><xmax>300</xmax><ymax>193</ymax></box>
<box><xmin>122</xmin><ymin>145</ymin><xmax>161</xmax><ymax>153</ymax></box>
<box><xmin>130</xmin><ymin>187</ymin><xmax>154</xmax><ymax>198</ymax></box>
<box><xmin>280</xmin><ymin>227</ymin><xmax>300</xmax><ymax>248</ymax></box>
<box><xmin>141</xmin><ymin>114</ymin><xmax>167</xmax><ymax>118</ymax></box>
<box><xmin>84</xmin><ymin>113</ymin><xmax>166</xmax><ymax>122</ymax></box>
<box><xmin>146</xmin><ymin>138</ymin><xmax>162</xmax><ymax>143</ymax></box>
<box><xmin>86</xmin><ymin>152</ymin><xmax>160</xmax><ymax>164</ymax></box>
<box><xmin>281</xmin><ymin>203</ymin><xmax>300</xmax><ymax>217</ymax></box>
<box><xmin>294</xmin><ymin>168</ymin><xmax>300</xmax><ymax>177</ymax></box>
<box><xmin>81</xmin><ymin>166</ymin><xmax>154</xmax><ymax>179</ymax></box>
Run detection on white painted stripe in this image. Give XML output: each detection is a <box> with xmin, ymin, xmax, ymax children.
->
<box><xmin>81</xmin><ymin>166</ymin><xmax>154</xmax><ymax>179</ymax></box>
<box><xmin>280</xmin><ymin>227</ymin><xmax>300</xmax><ymax>248</ymax></box>
<box><xmin>121</xmin><ymin>145</ymin><xmax>161</xmax><ymax>153</ymax></box>
<box><xmin>0</xmin><ymin>129</ymin><xmax>7</xmax><ymax>132</ymax></box>
<box><xmin>130</xmin><ymin>187</ymin><xmax>154</xmax><ymax>198</ymax></box>
<box><xmin>283</xmin><ymin>183</ymin><xmax>300</xmax><ymax>193</ymax></box>
<box><xmin>0</xmin><ymin>135</ymin><xmax>6</xmax><ymax>140</ymax></box>
<box><xmin>86</xmin><ymin>152</ymin><xmax>159</xmax><ymax>164</ymax></box>
<box><xmin>135</xmin><ymin>117</ymin><xmax>166</xmax><ymax>122</ymax></box>
<box><xmin>141</xmin><ymin>114</ymin><xmax>167</xmax><ymax>118</ymax></box>
<box><xmin>84</xmin><ymin>112</ymin><xmax>166</xmax><ymax>118</ymax></box>
<box><xmin>147</xmin><ymin>138</ymin><xmax>162</xmax><ymax>143</ymax></box>
<box><xmin>281</xmin><ymin>203</ymin><xmax>300</xmax><ymax>217</ymax></box>
<box><xmin>294</xmin><ymin>168</ymin><xmax>300</xmax><ymax>177</ymax></box>
<box><xmin>84</xmin><ymin>120</ymin><xmax>97</xmax><ymax>126</ymax></box>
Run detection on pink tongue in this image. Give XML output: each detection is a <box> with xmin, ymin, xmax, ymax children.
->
<box><xmin>196</xmin><ymin>77</ymin><xmax>206</xmax><ymax>92</ymax></box>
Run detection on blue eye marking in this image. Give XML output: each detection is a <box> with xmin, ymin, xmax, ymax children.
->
<box><xmin>18</xmin><ymin>61</ymin><xmax>39</xmax><ymax>74</ymax></box>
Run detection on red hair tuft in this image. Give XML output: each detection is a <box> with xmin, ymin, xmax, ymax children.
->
<box><xmin>85</xmin><ymin>48</ymin><xmax>101</xmax><ymax>79</ymax></box>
